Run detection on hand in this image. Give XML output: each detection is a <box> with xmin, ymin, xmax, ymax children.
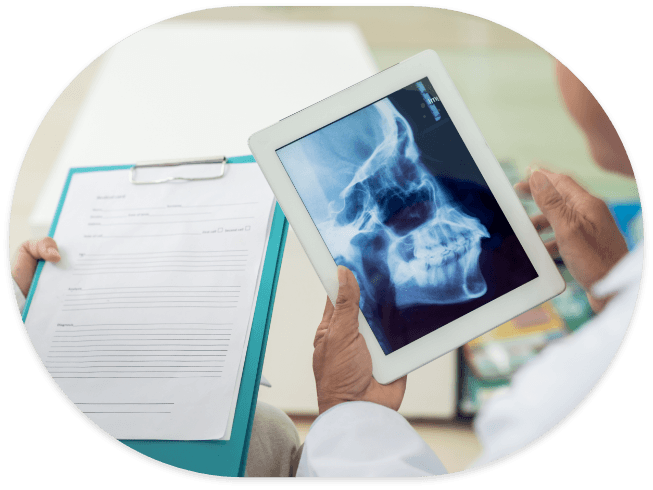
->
<box><xmin>11</xmin><ymin>237</ymin><xmax>61</xmax><ymax>297</ymax></box>
<box><xmin>313</xmin><ymin>266</ymin><xmax>407</xmax><ymax>415</ymax></box>
<box><xmin>515</xmin><ymin>168</ymin><xmax>628</xmax><ymax>311</ymax></box>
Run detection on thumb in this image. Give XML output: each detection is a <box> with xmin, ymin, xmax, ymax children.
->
<box><xmin>330</xmin><ymin>266</ymin><xmax>361</xmax><ymax>335</ymax></box>
<box><xmin>529</xmin><ymin>171</ymin><xmax>567</xmax><ymax>229</ymax></box>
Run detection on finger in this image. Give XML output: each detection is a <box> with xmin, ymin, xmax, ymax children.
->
<box><xmin>542</xmin><ymin>172</ymin><xmax>590</xmax><ymax>204</ymax></box>
<box><xmin>378</xmin><ymin>375</ymin><xmax>407</xmax><ymax>411</ymax></box>
<box><xmin>531</xmin><ymin>214</ymin><xmax>551</xmax><ymax>233</ymax></box>
<box><xmin>544</xmin><ymin>239</ymin><xmax>559</xmax><ymax>257</ymax></box>
<box><xmin>528</xmin><ymin>171</ymin><xmax>568</xmax><ymax>230</ymax></box>
<box><xmin>513</xmin><ymin>180</ymin><xmax>531</xmax><ymax>196</ymax></box>
<box><xmin>392</xmin><ymin>375</ymin><xmax>407</xmax><ymax>392</ymax></box>
<box><xmin>534</xmin><ymin>166</ymin><xmax>554</xmax><ymax>175</ymax></box>
<box><xmin>22</xmin><ymin>240</ymin><xmax>41</xmax><ymax>260</ymax></box>
<box><xmin>24</xmin><ymin>238</ymin><xmax>60</xmax><ymax>262</ymax></box>
<box><xmin>36</xmin><ymin>237</ymin><xmax>61</xmax><ymax>263</ymax></box>
<box><xmin>313</xmin><ymin>326</ymin><xmax>328</xmax><ymax>348</ymax></box>
<box><xmin>13</xmin><ymin>241</ymin><xmax>41</xmax><ymax>296</ymax></box>
<box><xmin>321</xmin><ymin>295</ymin><xmax>335</xmax><ymax>324</ymax></box>
<box><xmin>314</xmin><ymin>296</ymin><xmax>334</xmax><ymax>347</ymax></box>
<box><xmin>330</xmin><ymin>266</ymin><xmax>361</xmax><ymax>336</ymax></box>
<box><xmin>514</xmin><ymin>162</ymin><xmax>556</xmax><ymax>194</ymax></box>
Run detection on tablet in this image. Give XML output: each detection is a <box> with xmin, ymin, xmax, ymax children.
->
<box><xmin>248</xmin><ymin>50</ymin><xmax>565</xmax><ymax>384</ymax></box>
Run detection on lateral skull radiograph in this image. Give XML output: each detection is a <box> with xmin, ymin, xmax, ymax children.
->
<box><xmin>320</xmin><ymin>99</ymin><xmax>490</xmax><ymax>310</ymax></box>
<box><xmin>277</xmin><ymin>79</ymin><xmax>538</xmax><ymax>354</ymax></box>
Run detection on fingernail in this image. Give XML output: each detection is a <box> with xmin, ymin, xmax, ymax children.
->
<box><xmin>47</xmin><ymin>247</ymin><xmax>61</xmax><ymax>259</ymax></box>
<box><xmin>337</xmin><ymin>266</ymin><xmax>348</xmax><ymax>286</ymax></box>
<box><xmin>531</xmin><ymin>170</ymin><xmax>551</xmax><ymax>191</ymax></box>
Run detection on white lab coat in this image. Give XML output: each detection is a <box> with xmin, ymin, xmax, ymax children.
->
<box><xmin>297</xmin><ymin>246</ymin><xmax>643</xmax><ymax>477</ymax></box>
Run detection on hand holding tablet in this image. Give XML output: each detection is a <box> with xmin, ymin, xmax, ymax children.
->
<box><xmin>249</xmin><ymin>50</ymin><xmax>565</xmax><ymax>383</ymax></box>
<box><xmin>313</xmin><ymin>266</ymin><xmax>407</xmax><ymax>414</ymax></box>
<box><xmin>516</xmin><ymin>168</ymin><xmax>629</xmax><ymax>312</ymax></box>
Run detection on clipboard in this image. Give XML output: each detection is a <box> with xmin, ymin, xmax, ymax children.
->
<box><xmin>22</xmin><ymin>155</ymin><xmax>289</xmax><ymax>477</ymax></box>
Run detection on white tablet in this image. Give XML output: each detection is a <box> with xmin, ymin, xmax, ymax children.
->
<box><xmin>248</xmin><ymin>50</ymin><xmax>565</xmax><ymax>384</ymax></box>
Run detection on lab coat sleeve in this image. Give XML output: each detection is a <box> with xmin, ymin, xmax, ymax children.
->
<box><xmin>14</xmin><ymin>280</ymin><xmax>26</xmax><ymax>315</ymax></box>
<box><xmin>472</xmin><ymin>247</ymin><xmax>643</xmax><ymax>468</ymax></box>
<box><xmin>297</xmin><ymin>401</ymin><xmax>447</xmax><ymax>477</ymax></box>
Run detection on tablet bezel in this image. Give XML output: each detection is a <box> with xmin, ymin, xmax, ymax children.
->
<box><xmin>248</xmin><ymin>50</ymin><xmax>565</xmax><ymax>384</ymax></box>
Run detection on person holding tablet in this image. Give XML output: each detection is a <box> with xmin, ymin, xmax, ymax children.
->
<box><xmin>250</xmin><ymin>51</ymin><xmax>567</xmax><ymax>385</ymax></box>
<box><xmin>296</xmin><ymin>62</ymin><xmax>641</xmax><ymax>476</ymax></box>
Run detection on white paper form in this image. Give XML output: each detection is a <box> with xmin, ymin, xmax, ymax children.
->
<box><xmin>24</xmin><ymin>163</ymin><xmax>275</xmax><ymax>440</ymax></box>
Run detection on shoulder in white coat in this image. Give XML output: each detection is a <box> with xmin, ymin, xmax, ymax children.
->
<box><xmin>472</xmin><ymin>246</ymin><xmax>644</xmax><ymax>467</ymax></box>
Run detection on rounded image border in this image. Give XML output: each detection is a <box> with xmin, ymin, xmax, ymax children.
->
<box><xmin>4</xmin><ymin>2</ymin><xmax>650</xmax><ymax>485</ymax></box>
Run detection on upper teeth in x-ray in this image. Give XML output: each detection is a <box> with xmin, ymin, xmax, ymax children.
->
<box><xmin>321</xmin><ymin>98</ymin><xmax>489</xmax><ymax>308</ymax></box>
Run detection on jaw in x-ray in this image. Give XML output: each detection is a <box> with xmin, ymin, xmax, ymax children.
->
<box><xmin>277</xmin><ymin>95</ymin><xmax>490</xmax><ymax>350</ymax></box>
<box><xmin>317</xmin><ymin>98</ymin><xmax>490</xmax><ymax>312</ymax></box>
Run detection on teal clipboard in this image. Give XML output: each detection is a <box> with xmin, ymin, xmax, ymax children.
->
<box><xmin>22</xmin><ymin>156</ymin><xmax>288</xmax><ymax>477</ymax></box>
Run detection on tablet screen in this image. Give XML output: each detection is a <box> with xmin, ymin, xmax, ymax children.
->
<box><xmin>276</xmin><ymin>78</ymin><xmax>538</xmax><ymax>355</ymax></box>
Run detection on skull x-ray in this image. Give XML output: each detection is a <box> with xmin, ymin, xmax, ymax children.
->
<box><xmin>277</xmin><ymin>78</ymin><xmax>538</xmax><ymax>354</ymax></box>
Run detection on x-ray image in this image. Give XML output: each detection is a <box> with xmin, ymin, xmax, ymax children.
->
<box><xmin>277</xmin><ymin>78</ymin><xmax>538</xmax><ymax>354</ymax></box>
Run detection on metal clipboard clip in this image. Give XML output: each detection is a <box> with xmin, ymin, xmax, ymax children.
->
<box><xmin>129</xmin><ymin>156</ymin><xmax>227</xmax><ymax>185</ymax></box>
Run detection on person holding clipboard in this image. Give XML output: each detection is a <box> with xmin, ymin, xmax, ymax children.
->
<box><xmin>11</xmin><ymin>235</ymin><xmax>303</xmax><ymax>477</ymax></box>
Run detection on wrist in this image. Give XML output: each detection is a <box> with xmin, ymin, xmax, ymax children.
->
<box><xmin>316</xmin><ymin>385</ymin><xmax>350</xmax><ymax>414</ymax></box>
<box><xmin>587</xmin><ymin>291</ymin><xmax>614</xmax><ymax>313</ymax></box>
<box><xmin>317</xmin><ymin>396</ymin><xmax>346</xmax><ymax>415</ymax></box>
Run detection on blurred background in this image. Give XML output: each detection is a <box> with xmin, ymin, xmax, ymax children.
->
<box><xmin>9</xmin><ymin>7</ymin><xmax>641</xmax><ymax>473</ymax></box>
